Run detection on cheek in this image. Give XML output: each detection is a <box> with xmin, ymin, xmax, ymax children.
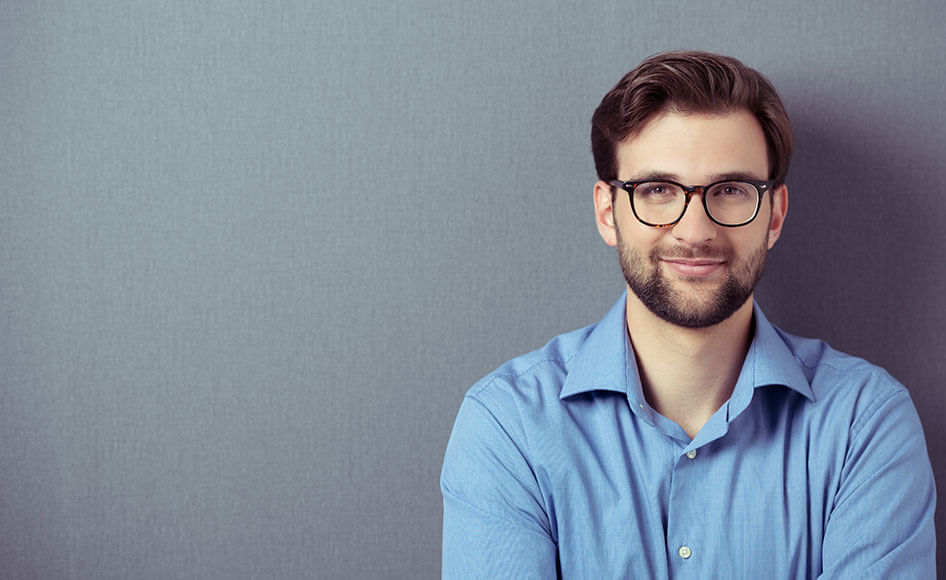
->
<box><xmin>614</xmin><ymin>212</ymin><xmax>664</xmax><ymax>246</ymax></box>
<box><xmin>735</xmin><ymin>228</ymin><xmax>772</xmax><ymax>257</ymax></box>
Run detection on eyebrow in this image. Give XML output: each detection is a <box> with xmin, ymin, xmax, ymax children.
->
<box><xmin>624</xmin><ymin>170</ymin><xmax>767</xmax><ymax>182</ymax></box>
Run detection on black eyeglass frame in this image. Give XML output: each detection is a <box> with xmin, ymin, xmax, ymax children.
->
<box><xmin>608</xmin><ymin>178</ymin><xmax>776</xmax><ymax>228</ymax></box>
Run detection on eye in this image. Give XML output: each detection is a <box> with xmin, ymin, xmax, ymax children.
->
<box><xmin>709</xmin><ymin>182</ymin><xmax>753</xmax><ymax>199</ymax></box>
<box><xmin>637</xmin><ymin>182</ymin><xmax>678</xmax><ymax>199</ymax></box>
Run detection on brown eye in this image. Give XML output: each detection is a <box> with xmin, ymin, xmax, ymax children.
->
<box><xmin>709</xmin><ymin>182</ymin><xmax>752</xmax><ymax>199</ymax></box>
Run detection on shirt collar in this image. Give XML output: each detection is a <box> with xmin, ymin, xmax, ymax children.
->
<box><xmin>559</xmin><ymin>293</ymin><xmax>635</xmax><ymax>399</ymax></box>
<box><xmin>738</xmin><ymin>302</ymin><xmax>814</xmax><ymax>401</ymax></box>
<box><xmin>559</xmin><ymin>293</ymin><xmax>814</xmax><ymax>403</ymax></box>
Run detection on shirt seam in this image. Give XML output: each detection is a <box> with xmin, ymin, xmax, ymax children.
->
<box><xmin>828</xmin><ymin>378</ymin><xmax>906</xmax><ymax>516</ymax></box>
<box><xmin>848</xmin><ymin>374</ymin><xmax>906</xmax><ymax>444</ymax></box>
<box><xmin>792</xmin><ymin>355</ymin><xmax>901</xmax><ymax>402</ymax></box>
<box><xmin>441</xmin><ymin>483</ymin><xmax>555</xmax><ymax>542</ymax></box>
<box><xmin>793</xmin><ymin>353</ymin><xmax>882</xmax><ymax>377</ymax></box>
<box><xmin>444</xmin><ymin>393</ymin><xmax>551</xmax><ymax>540</ymax></box>
<box><xmin>469</xmin><ymin>354</ymin><xmax>577</xmax><ymax>399</ymax></box>
<box><xmin>468</xmin><ymin>359</ymin><xmax>575</xmax><ymax>541</ymax></box>
<box><xmin>827</xmin><ymin>386</ymin><xmax>916</xmax><ymax>547</ymax></box>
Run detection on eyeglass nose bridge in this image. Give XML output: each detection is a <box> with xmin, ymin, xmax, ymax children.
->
<box><xmin>674</xmin><ymin>184</ymin><xmax>708</xmax><ymax>221</ymax></box>
<box><xmin>680</xmin><ymin>184</ymin><xmax>706</xmax><ymax>203</ymax></box>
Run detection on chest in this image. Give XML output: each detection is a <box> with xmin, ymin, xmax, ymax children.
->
<box><xmin>533</xmin><ymin>395</ymin><xmax>840</xmax><ymax>578</ymax></box>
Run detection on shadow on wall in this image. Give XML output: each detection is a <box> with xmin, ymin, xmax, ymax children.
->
<box><xmin>756</xmin><ymin>99</ymin><xmax>946</xmax><ymax>572</ymax></box>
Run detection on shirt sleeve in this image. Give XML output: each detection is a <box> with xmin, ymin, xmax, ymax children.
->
<box><xmin>819</xmin><ymin>387</ymin><xmax>936</xmax><ymax>579</ymax></box>
<box><xmin>441</xmin><ymin>391</ymin><xmax>558</xmax><ymax>580</ymax></box>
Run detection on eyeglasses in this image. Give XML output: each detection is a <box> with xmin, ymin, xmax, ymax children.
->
<box><xmin>609</xmin><ymin>178</ymin><xmax>775</xmax><ymax>228</ymax></box>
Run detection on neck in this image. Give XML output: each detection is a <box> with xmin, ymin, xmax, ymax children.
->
<box><xmin>626</xmin><ymin>289</ymin><xmax>755</xmax><ymax>439</ymax></box>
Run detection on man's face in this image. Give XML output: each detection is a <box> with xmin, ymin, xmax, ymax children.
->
<box><xmin>595</xmin><ymin>109</ymin><xmax>787</xmax><ymax>328</ymax></box>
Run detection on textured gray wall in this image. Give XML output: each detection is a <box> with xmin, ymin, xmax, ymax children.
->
<box><xmin>1</xmin><ymin>0</ymin><xmax>944</xmax><ymax>578</ymax></box>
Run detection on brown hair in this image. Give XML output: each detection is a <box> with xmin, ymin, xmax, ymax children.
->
<box><xmin>591</xmin><ymin>50</ymin><xmax>793</xmax><ymax>184</ymax></box>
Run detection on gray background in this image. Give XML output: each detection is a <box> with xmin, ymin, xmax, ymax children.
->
<box><xmin>2</xmin><ymin>0</ymin><xmax>944</xmax><ymax>578</ymax></box>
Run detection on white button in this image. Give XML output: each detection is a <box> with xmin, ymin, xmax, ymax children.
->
<box><xmin>639</xmin><ymin>403</ymin><xmax>644</xmax><ymax>409</ymax></box>
<box><xmin>678</xmin><ymin>545</ymin><xmax>692</xmax><ymax>559</ymax></box>
<box><xmin>685</xmin><ymin>449</ymin><xmax>697</xmax><ymax>459</ymax></box>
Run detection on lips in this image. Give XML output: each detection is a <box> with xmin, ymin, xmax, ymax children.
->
<box><xmin>661</xmin><ymin>258</ymin><xmax>725</xmax><ymax>277</ymax></box>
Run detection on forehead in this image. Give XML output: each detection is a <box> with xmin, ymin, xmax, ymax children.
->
<box><xmin>615</xmin><ymin>109</ymin><xmax>769</xmax><ymax>180</ymax></box>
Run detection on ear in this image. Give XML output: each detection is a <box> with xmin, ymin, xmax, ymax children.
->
<box><xmin>766</xmin><ymin>184</ymin><xmax>788</xmax><ymax>249</ymax></box>
<box><xmin>594</xmin><ymin>180</ymin><xmax>618</xmax><ymax>247</ymax></box>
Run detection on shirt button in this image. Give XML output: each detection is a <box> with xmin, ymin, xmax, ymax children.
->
<box><xmin>685</xmin><ymin>449</ymin><xmax>697</xmax><ymax>459</ymax></box>
<box><xmin>678</xmin><ymin>546</ymin><xmax>692</xmax><ymax>559</ymax></box>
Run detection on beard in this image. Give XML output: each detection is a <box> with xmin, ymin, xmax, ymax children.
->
<box><xmin>616</xmin><ymin>228</ymin><xmax>767</xmax><ymax>329</ymax></box>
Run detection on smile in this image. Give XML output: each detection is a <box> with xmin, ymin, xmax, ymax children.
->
<box><xmin>660</xmin><ymin>258</ymin><xmax>726</xmax><ymax>278</ymax></box>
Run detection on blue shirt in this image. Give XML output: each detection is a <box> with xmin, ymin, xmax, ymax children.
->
<box><xmin>441</xmin><ymin>294</ymin><xmax>936</xmax><ymax>579</ymax></box>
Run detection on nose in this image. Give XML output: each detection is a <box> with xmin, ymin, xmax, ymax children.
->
<box><xmin>671</xmin><ymin>192</ymin><xmax>717</xmax><ymax>246</ymax></box>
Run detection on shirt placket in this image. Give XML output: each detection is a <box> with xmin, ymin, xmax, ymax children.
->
<box><xmin>665</xmin><ymin>443</ymin><xmax>707</xmax><ymax>578</ymax></box>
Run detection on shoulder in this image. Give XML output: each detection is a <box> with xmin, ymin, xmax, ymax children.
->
<box><xmin>441</xmin><ymin>322</ymin><xmax>599</xmax><ymax>514</ymax></box>
<box><xmin>774</xmin><ymin>327</ymin><xmax>915</xmax><ymax>436</ymax></box>
<box><xmin>776</xmin><ymin>327</ymin><xmax>904</xmax><ymax>396</ymax></box>
<box><xmin>465</xmin><ymin>323</ymin><xmax>596</xmax><ymax>412</ymax></box>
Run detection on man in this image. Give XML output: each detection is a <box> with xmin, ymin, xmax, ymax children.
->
<box><xmin>440</xmin><ymin>51</ymin><xmax>936</xmax><ymax>578</ymax></box>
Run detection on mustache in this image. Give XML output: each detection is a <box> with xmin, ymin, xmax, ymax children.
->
<box><xmin>652</xmin><ymin>245</ymin><xmax>734</xmax><ymax>261</ymax></box>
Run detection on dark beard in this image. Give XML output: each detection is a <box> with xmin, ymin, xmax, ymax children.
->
<box><xmin>617</xmin><ymin>230</ymin><xmax>767</xmax><ymax>329</ymax></box>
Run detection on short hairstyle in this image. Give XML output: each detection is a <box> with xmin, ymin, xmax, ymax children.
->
<box><xmin>591</xmin><ymin>50</ymin><xmax>793</xmax><ymax>185</ymax></box>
